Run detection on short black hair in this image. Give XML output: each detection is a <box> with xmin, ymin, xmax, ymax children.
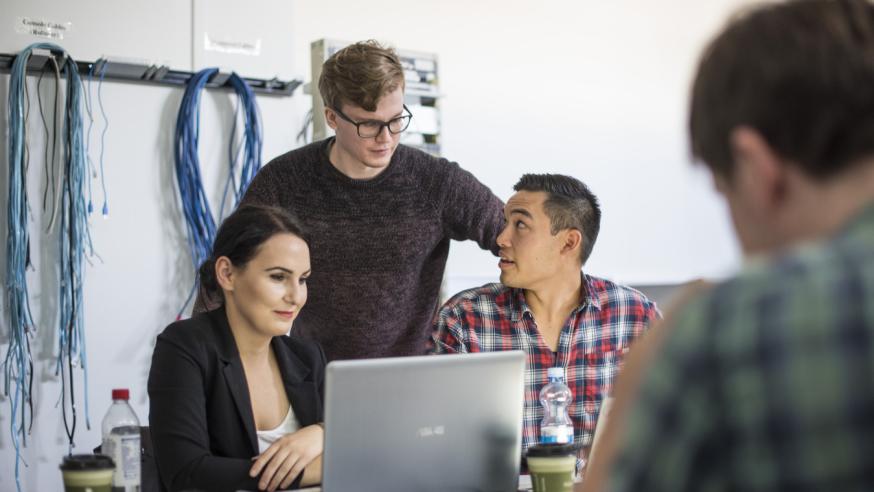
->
<box><xmin>513</xmin><ymin>174</ymin><xmax>601</xmax><ymax>264</ymax></box>
<box><xmin>690</xmin><ymin>0</ymin><xmax>874</xmax><ymax>180</ymax></box>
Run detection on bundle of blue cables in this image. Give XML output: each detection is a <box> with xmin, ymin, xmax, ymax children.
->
<box><xmin>174</xmin><ymin>68</ymin><xmax>263</xmax><ymax>316</ymax></box>
<box><xmin>5</xmin><ymin>42</ymin><xmax>94</xmax><ymax>491</ymax></box>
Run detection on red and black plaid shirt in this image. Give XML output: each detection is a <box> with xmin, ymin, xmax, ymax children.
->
<box><xmin>431</xmin><ymin>274</ymin><xmax>659</xmax><ymax>472</ymax></box>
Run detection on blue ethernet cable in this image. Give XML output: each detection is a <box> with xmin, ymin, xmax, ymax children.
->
<box><xmin>173</xmin><ymin>69</ymin><xmax>263</xmax><ymax>318</ymax></box>
<box><xmin>5</xmin><ymin>42</ymin><xmax>94</xmax><ymax>492</ymax></box>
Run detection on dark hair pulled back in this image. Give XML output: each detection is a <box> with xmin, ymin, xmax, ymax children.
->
<box><xmin>198</xmin><ymin>204</ymin><xmax>308</xmax><ymax>304</ymax></box>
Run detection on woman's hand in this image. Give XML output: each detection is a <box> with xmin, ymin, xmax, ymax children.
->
<box><xmin>250</xmin><ymin>424</ymin><xmax>324</xmax><ymax>491</ymax></box>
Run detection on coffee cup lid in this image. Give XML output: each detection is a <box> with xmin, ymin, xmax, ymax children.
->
<box><xmin>526</xmin><ymin>442</ymin><xmax>580</xmax><ymax>457</ymax></box>
<box><xmin>60</xmin><ymin>453</ymin><xmax>115</xmax><ymax>471</ymax></box>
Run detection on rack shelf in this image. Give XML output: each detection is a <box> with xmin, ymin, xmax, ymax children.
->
<box><xmin>0</xmin><ymin>51</ymin><xmax>302</xmax><ymax>97</ymax></box>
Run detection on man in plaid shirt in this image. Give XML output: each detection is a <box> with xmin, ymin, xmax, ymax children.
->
<box><xmin>431</xmin><ymin>174</ymin><xmax>659</xmax><ymax>474</ymax></box>
<box><xmin>583</xmin><ymin>1</ymin><xmax>874</xmax><ymax>491</ymax></box>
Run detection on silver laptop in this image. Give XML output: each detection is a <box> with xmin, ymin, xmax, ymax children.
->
<box><xmin>322</xmin><ymin>351</ymin><xmax>525</xmax><ymax>492</ymax></box>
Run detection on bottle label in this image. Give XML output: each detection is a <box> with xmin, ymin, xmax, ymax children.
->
<box><xmin>540</xmin><ymin>425</ymin><xmax>573</xmax><ymax>444</ymax></box>
<box><xmin>103</xmin><ymin>430</ymin><xmax>141</xmax><ymax>486</ymax></box>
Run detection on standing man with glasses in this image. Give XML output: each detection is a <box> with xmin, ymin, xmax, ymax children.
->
<box><xmin>200</xmin><ymin>40</ymin><xmax>505</xmax><ymax>361</ymax></box>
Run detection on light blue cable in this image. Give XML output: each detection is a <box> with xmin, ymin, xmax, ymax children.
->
<box><xmin>84</xmin><ymin>61</ymin><xmax>96</xmax><ymax>215</ymax></box>
<box><xmin>97</xmin><ymin>60</ymin><xmax>109</xmax><ymax>217</ymax></box>
<box><xmin>53</xmin><ymin>41</ymin><xmax>95</xmax><ymax>444</ymax></box>
<box><xmin>4</xmin><ymin>42</ymin><xmax>94</xmax><ymax>491</ymax></box>
<box><xmin>217</xmin><ymin>97</ymin><xmax>241</xmax><ymax>220</ymax></box>
<box><xmin>6</xmin><ymin>42</ymin><xmax>42</xmax><ymax>492</ymax></box>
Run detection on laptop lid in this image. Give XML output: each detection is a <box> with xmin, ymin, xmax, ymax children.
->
<box><xmin>322</xmin><ymin>351</ymin><xmax>525</xmax><ymax>492</ymax></box>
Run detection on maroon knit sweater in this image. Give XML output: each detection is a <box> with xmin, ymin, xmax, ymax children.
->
<box><xmin>240</xmin><ymin>139</ymin><xmax>504</xmax><ymax>361</ymax></box>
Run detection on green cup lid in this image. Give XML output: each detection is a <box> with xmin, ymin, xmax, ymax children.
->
<box><xmin>60</xmin><ymin>454</ymin><xmax>115</xmax><ymax>471</ymax></box>
<box><xmin>526</xmin><ymin>442</ymin><xmax>580</xmax><ymax>457</ymax></box>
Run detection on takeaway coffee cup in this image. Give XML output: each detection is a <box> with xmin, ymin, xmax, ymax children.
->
<box><xmin>526</xmin><ymin>443</ymin><xmax>577</xmax><ymax>492</ymax></box>
<box><xmin>60</xmin><ymin>453</ymin><xmax>115</xmax><ymax>492</ymax></box>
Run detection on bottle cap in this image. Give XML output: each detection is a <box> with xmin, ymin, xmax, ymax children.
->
<box><xmin>547</xmin><ymin>367</ymin><xmax>565</xmax><ymax>380</ymax></box>
<box><xmin>111</xmin><ymin>388</ymin><xmax>130</xmax><ymax>400</ymax></box>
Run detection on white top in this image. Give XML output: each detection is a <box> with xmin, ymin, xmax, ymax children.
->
<box><xmin>256</xmin><ymin>405</ymin><xmax>300</xmax><ymax>454</ymax></box>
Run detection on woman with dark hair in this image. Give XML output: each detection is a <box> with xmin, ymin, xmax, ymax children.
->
<box><xmin>148</xmin><ymin>204</ymin><xmax>324</xmax><ymax>492</ymax></box>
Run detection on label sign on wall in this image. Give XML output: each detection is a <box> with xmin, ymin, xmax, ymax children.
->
<box><xmin>15</xmin><ymin>17</ymin><xmax>72</xmax><ymax>40</ymax></box>
<box><xmin>203</xmin><ymin>33</ymin><xmax>261</xmax><ymax>56</ymax></box>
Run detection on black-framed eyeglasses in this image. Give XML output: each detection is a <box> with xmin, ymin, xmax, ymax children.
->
<box><xmin>331</xmin><ymin>104</ymin><xmax>413</xmax><ymax>138</ymax></box>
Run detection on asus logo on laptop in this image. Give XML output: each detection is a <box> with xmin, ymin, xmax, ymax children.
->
<box><xmin>416</xmin><ymin>425</ymin><xmax>446</xmax><ymax>438</ymax></box>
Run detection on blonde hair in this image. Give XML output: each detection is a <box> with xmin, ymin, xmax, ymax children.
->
<box><xmin>318</xmin><ymin>40</ymin><xmax>405</xmax><ymax>112</ymax></box>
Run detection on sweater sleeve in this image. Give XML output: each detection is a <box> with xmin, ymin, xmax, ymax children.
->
<box><xmin>439</xmin><ymin>161</ymin><xmax>505</xmax><ymax>256</ymax></box>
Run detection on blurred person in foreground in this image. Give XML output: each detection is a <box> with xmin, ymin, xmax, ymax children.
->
<box><xmin>582</xmin><ymin>0</ymin><xmax>874</xmax><ymax>490</ymax></box>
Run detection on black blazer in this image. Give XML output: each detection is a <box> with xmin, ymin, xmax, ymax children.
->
<box><xmin>148</xmin><ymin>307</ymin><xmax>326</xmax><ymax>492</ymax></box>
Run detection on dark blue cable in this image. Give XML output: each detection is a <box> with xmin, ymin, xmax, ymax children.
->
<box><xmin>174</xmin><ymin>69</ymin><xmax>262</xmax><ymax>318</ymax></box>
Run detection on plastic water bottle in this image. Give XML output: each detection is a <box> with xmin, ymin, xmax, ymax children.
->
<box><xmin>101</xmin><ymin>388</ymin><xmax>141</xmax><ymax>492</ymax></box>
<box><xmin>540</xmin><ymin>367</ymin><xmax>573</xmax><ymax>444</ymax></box>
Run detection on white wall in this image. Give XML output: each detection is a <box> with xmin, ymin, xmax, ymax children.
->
<box><xmin>287</xmin><ymin>0</ymin><xmax>749</xmax><ymax>288</ymax></box>
<box><xmin>0</xmin><ymin>1</ymin><xmax>750</xmax><ymax>490</ymax></box>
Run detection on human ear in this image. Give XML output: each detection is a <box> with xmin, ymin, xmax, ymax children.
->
<box><xmin>325</xmin><ymin>108</ymin><xmax>338</xmax><ymax>130</ymax></box>
<box><xmin>729</xmin><ymin>126</ymin><xmax>788</xmax><ymax>210</ymax></box>
<box><xmin>561</xmin><ymin>229</ymin><xmax>583</xmax><ymax>259</ymax></box>
<box><xmin>215</xmin><ymin>257</ymin><xmax>235</xmax><ymax>292</ymax></box>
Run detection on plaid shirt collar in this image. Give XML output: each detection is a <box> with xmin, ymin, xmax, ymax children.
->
<box><xmin>508</xmin><ymin>272</ymin><xmax>602</xmax><ymax>323</ymax></box>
